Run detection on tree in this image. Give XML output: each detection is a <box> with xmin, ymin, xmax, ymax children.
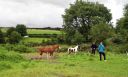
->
<box><xmin>0</xmin><ymin>29</ymin><xmax>5</xmax><ymax>43</ymax></box>
<box><xmin>62</xmin><ymin>0</ymin><xmax>112</xmax><ymax>41</ymax></box>
<box><xmin>116</xmin><ymin>4</ymin><xmax>128</xmax><ymax>42</ymax></box>
<box><xmin>16</xmin><ymin>24</ymin><xmax>27</xmax><ymax>36</ymax></box>
<box><xmin>6</xmin><ymin>27</ymin><xmax>16</xmax><ymax>37</ymax></box>
<box><xmin>8</xmin><ymin>31</ymin><xmax>22</xmax><ymax>44</ymax></box>
<box><xmin>90</xmin><ymin>23</ymin><xmax>114</xmax><ymax>42</ymax></box>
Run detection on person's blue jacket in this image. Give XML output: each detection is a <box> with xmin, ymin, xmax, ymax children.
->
<box><xmin>98</xmin><ymin>43</ymin><xmax>105</xmax><ymax>52</ymax></box>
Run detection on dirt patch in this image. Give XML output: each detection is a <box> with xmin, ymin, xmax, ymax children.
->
<box><xmin>22</xmin><ymin>53</ymin><xmax>59</xmax><ymax>60</ymax></box>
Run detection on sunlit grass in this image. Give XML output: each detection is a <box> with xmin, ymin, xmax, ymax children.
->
<box><xmin>27</xmin><ymin>29</ymin><xmax>63</xmax><ymax>34</ymax></box>
<box><xmin>0</xmin><ymin>50</ymin><xmax>127</xmax><ymax>77</ymax></box>
<box><xmin>22</xmin><ymin>37</ymin><xmax>50</xmax><ymax>43</ymax></box>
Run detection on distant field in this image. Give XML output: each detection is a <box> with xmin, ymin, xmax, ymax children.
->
<box><xmin>22</xmin><ymin>38</ymin><xmax>50</xmax><ymax>43</ymax></box>
<box><xmin>1</xmin><ymin>28</ymin><xmax>64</xmax><ymax>35</ymax></box>
<box><xmin>1</xmin><ymin>28</ymin><xmax>8</xmax><ymax>33</ymax></box>
<box><xmin>27</xmin><ymin>29</ymin><xmax>64</xmax><ymax>34</ymax></box>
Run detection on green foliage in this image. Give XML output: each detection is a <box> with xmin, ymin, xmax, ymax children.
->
<box><xmin>16</xmin><ymin>24</ymin><xmax>27</xmax><ymax>36</ymax></box>
<box><xmin>62</xmin><ymin>1</ymin><xmax>112</xmax><ymax>41</ymax></box>
<box><xmin>112</xmin><ymin>33</ymin><xmax>126</xmax><ymax>44</ymax></box>
<box><xmin>0</xmin><ymin>61</ymin><xmax>12</xmax><ymax>71</ymax></box>
<box><xmin>6</xmin><ymin>27</ymin><xmax>16</xmax><ymax>37</ymax></box>
<box><xmin>72</xmin><ymin>30</ymin><xmax>84</xmax><ymax>44</ymax></box>
<box><xmin>4</xmin><ymin>43</ymin><xmax>13</xmax><ymax>51</ymax></box>
<box><xmin>90</xmin><ymin>23</ymin><xmax>114</xmax><ymax>42</ymax></box>
<box><xmin>28</xmin><ymin>34</ymin><xmax>58</xmax><ymax>38</ymax></box>
<box><xmin>0</xmin><ymin>29</ymin><xmax>5</xmax><ymax>43</ymax></box>
<box><xmin>0</xmin><ymin>46</ymin><xmax>127</xmax><ymax>77</ymax></box>
<box><xmin>116</xmin><ymin>4</ymin><xmax>128</xmax><ymax>43</ymax></box>
<box><xmin>8</xmin><ymin>31</ymin><xmax>22</xmax><ymax>44</ymax></box>
<box><xmin>27</xmin><ymin>29</ymin><xmax>63</xmax><ymax>34</ymax></box>
<box><xmin>13</xmin><ymin>45</ymin><xmax>35</xmax><ymax>53</ymax></box>
<box><xmin>124</xmin><ymin>4</ymin><xmax>128</xmax><ymax>16</ymax></box>
<box><xmin>0</xmin><ymin>51</ymin><xmax>25</xmax><ymax>62</ymax></box>
<box><xmin>59</xmin><ymin>47</ymin><xmax>68</xmax><ymax>52</ymax></box>
<box><xmin>108</xmin><ymin>44</ymin><xmax>128</xmax><ymax>53</ymax></box>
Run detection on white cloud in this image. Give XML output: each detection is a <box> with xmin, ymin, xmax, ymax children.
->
<box><xmin>0</xmin><ymin>0</ymin><xmax>128</xmax><ymax>28</ymax></box>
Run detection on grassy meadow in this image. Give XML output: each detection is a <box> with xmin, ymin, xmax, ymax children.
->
<box><xmin>27</xmin><ymin>29</ymin><xmax>63</xmax><ymax>34</ymax></box>
<box><xmin>22</xmin><ymin>38</ymin><xmax>50</xmax><ymax>43</ymax></box>
<box><xmin>0</xmin><ymin>46</ymin><xmax>128</xmax><ymax>77</ymax></box>
<box><xmin>0</xmin><ymin>28</ymin><xmax>128</xmax><ymax>77</ymax></box>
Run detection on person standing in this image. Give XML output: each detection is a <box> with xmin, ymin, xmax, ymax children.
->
<box><xmin>91</xmin><ymin>42</ymin><xmax>97</xmax><ymax>55</ymax></box>
<box><xmin>98</xmin><ymin>42</ymin><xmax>106</xmax><ymax>61</ymax></box>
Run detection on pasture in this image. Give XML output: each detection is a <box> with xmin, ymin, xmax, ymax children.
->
<box><xmin>22</xmin><ymin>37</ymin><xmax>50</xmax><ymax>43</ymax></box>
<box><xmin>0</xmin><ymin>28</ymin><xmax>128</xmax><ymax>77</ymax></box>
<box><xmin>0</xmin><ymin>46</ymin><xmax>128</xmax><ymax>77</ymax></box>
<box><xmin>27</xmin><ymin>29</ymin><xmax>63</xmax><ymax>34</ymax></box>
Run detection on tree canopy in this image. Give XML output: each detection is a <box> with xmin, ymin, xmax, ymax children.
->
<box><xmin>16</xmin><ymin>24</ymin><xmax>27</xmax><ymax>36</ymax></box>
<box><xmin>0</xmin><ymin>29</ymin><xmax>5</xmax><ymax>43</ymax></box>
<box><xmin>116</xmin><ymin>4</ymin><xmax>128</xmax><ymax>42</ymax></box>
<box><xmin>62</xmin><ymin>0</ymin><xmax>112</xmax><ymax>42</ymax></box>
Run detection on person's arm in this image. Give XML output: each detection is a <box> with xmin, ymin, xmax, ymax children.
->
<box><xmin>98</xmin><ymin>45</ymin><xmax>100</xmax><ymax>51</ymax></box>
<box><xmin>102</xmin><ymin>45</ymin><xmax>105</xmax><ymax>50</ymax></box>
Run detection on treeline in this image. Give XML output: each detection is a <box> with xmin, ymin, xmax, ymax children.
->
<box><xmin>0</xmin><ymin>24</ymin><xmax>27</xmax><ymax>44</ymax></box>
<box><xmin>28</xmin><ymin>34</ymin><xmax>61</xmax><ymax>38</ymax></box>
<box><xmin>27</xmin><ymin>27</ymin><xmax>62</xmax><ymax>30</ymax></box>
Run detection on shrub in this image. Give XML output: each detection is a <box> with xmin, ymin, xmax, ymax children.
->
<box><xmin>79</xmin><ymin>44</ymin><xmax>91</xmax><ymax>52</ymax></box>
<box><xmin>0</xmin><ymin>61</ymin><xmax>12</xmax><ymax>71</ymax></box>
<box><xmin>59</xmin><ymin>47</ymin><xmax>68</xmax><ymax>52</ymax></box>
<box><xmin>0</xmin><ymin>51</ymin><xmax>25</xmax><ymax>62</ymax></box>
<box><xmin>0</xmin><ymin>29</ymin><xmax>5</xmax><ymax>44</ymax></box>
<box><xmin>108</xmin><ymin>44</ymin><xmax>128</xmax><ymax>54</ymax></box>
<box><xmin>6</xmin><ymin>27</ymin><xmax>16</xmax><ymax>37</ymax></box>
<box><xmin>16</xmin><ymin>24</ymin><xmax>27</xmax><ymax>36</ymax></box>
<box><xmin>8</xmin><ymin>31</ymin><xmax>22</xmax><ymax>44</ymax></box>
<box><xmin>13</xmin><ymin>45</ymin><xmax>35</xmax><ymax>53</ymax></box>
<box><xmin>4</xmin><ymin>43</ymin><xmax>13</xmax><ymax>51</ymax></box>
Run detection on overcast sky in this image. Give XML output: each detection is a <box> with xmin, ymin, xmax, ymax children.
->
<box><xmin>0</xmin><ymin>0</ymin><xmax>127</xmax><ymax>28</ymax></box>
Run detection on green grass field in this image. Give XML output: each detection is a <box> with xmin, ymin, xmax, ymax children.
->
<box><xmin>27</xmin><ymin>29</ymin><xmax>63</xmax><ymax>34</ymax></box>
<box><xmin>1</xmin><ymin>28</ymin><xmax>64</xmax><ymax>35</ymax></box>
<box><xmin>22</xmin><ymin>38</ymin><xmax>50</xmax><ymax>43</ymax></box>
<box><xmin>0</xmin><ymin>46</ymin><xmax>128</xmax><ymax>77</ymax></box>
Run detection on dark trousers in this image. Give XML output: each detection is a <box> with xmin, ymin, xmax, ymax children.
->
<box><xmin>92</xmin><ymin>49</ymin><xmax>96</xmax><ymax>55</ymax></box>
<box><xmin>99</xmin><ymin>52</ymin><xmax>106</xmax><ymax>61</ymax></box>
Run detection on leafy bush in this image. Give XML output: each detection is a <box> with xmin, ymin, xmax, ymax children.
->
<box><xmin>16</xmin><ymin>24</ymin><xmax>27</xmax><ymax>36</ymax></box>
<box><xmin>0</xmin><ymin>61</ymin><xmax>12</xmax><ymax>71</ymax></box>
<box><xmin>0</xmin><ymin>51</ymin><xmax>25</xmax><ymax>62</ymax></box>
<box><xmin>107</xmin><ymin>44</ymin><xmax>128</xmax><ymax>54</ymax></box>
<box><xmin>59</xmin><ymin>47</ymin><xmax>68</xmax><ymax>52</ymax></box>
<box><xmin>90</xmin><ymin>23</ymin><xmax>114</xmax><ymax>42</ymax></box>
<box><xmin>0</xmin><ymin>29</ymin><xmax>5</xmax><ymax>44</ymax></box>
<box><xmin>79</xmin><ymin>44</ymin><xmax>91</xmax><ymax>52</ymax></box>
<box><xmin>3</xmin><ymin>44</ymin><xmax>36</xmax><ymax>53</ymax></box>
<box><xmin>4</xmin><ymin>43</ymin><xmax>13</xmax><ymax>51</ymax></box>
<box><xmin>6</xmin><ymin>27</ymin><xmax>16</xmax><ymax>37</ymax></box>
<box><xmin>28</xmin><ymin>34</ymin><xmax>58</xmax><ymax>38</ymax></box>
<box><xmin>8</xmin><ymin>31</ymin><xmax>22</xmax><ymax>44</ymax></box>
<box><xmin>112</xmin><ymin>34</ymin><xmax>126</xmax><ymax>44</ymax></box>
<box><xmin>13</xmin><ymin>45</ymin><xmax>35</xmax><ymax>53</ymax></box>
